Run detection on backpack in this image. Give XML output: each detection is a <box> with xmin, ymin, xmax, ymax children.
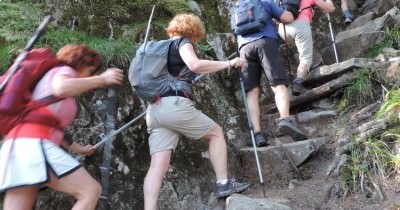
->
<box><xmin>281</xmin><ymin>0</ymin><xmax>301</xmax><ymax>19</ymax></box>
<box><xmin>0</xmin><ymin>48</ymin><xmax>62</xmax><ymax>136</ymax></box>
<box><xmin>128</xmin><ymin>39</ymin><xmax>191</xmax><ymax>102</ymax></box>
<box><xmin>280</xmin><ymin>0</ymin><xmax>313</xmax><ymax>19</ymax></box>
<box><xmin>230</xmin><ymin>0</ymin><xmax>269</xmax><ymax>36</ymax></box>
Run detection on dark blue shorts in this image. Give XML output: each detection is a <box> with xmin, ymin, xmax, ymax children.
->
<box><xmin>239</xmin><ymin>37</ymin><xmax>289</xmax><ymax>91</ymax></box>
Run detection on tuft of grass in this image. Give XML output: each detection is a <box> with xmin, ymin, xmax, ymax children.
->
<box><xmin>365</xmin><ymin>26</ymin><xmax>400</xmax><ymax>58</ymax></box>
<box><xmin>393</xmin><ymin>203</ymin><xmax>400</xmax><ymax>210</ymax></box>
<box><xmin>343</xmin><ymin>68</ymin><xmax>378</xmax><ymax>107</ymax></box>
<box><xmin>41</xmin><ymin>29</ymin><xmax>135</xmax><ymax>67</ymax></box>
<box><xmin>341</xmin><ymin>137</ymin><xmax>393</xmax><ymax>195</ymax></box>
<box><xmin>376</xmin><ymin>89</ymin><xmax>400</xmax><ymax>120</ymax></box>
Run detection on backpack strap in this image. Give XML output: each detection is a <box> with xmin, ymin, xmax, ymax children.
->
<box><xmin>21</xmin><ymin>95</ymin><xmax>63</xmax><ymax>128</ymax></box>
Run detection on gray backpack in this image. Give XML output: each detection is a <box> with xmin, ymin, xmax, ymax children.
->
<box><xmin>128</xmin><ymin>39</ymin><xmax>191</xmax><ymax>102</ymax></box>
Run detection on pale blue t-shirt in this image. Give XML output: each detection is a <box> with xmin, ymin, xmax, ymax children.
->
<box><xmin>236</xmin><ymin>0</ymin><xmax>284</xmax><ymax>48</ymax></box>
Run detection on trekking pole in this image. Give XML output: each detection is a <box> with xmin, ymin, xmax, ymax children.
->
<box><xmin>326</xmin><ymin>13</ymin><xmax>339</xmax><ymax>63</ymax></box>
<box><xmin>279</xmin><ymin>0</ymin><xmax>293</xmax><ymax>95</ymax></box>
<box><xmin>0</xmin><ymin>15</ymin><xmax>53</xmax><ymax>93</ymax></box>
<box><xmin>237</xmin><ymin>70</ymin><xmax>267</xmax><ymax>197</ymax></box>
<box><xmin>75</xmin><ymin>110</ymin><xmax>146</xmax><ymax>161</ymax></box>
<box><xmin>143</xmin><ymin>5</ymin><xmax>155</xmax><ymax>51</ymax></box>
<box><xmin>94</xmin><ymin>111</ymin><xmax>146</xmax><ymax>149</ymax></box>
<box><xmin>282</xmin><ymin>24</ymin><xmax>294</xmax><ymax>94</ymax></box>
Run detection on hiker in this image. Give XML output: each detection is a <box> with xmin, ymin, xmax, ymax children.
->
<box><xmin>278</xmin><ymin>0</ymin><xmax>335</xmax><ymax>96</ymax></box>
<box><xmin>0</xmin><ymin>44</ymin><xmax>124</xmax><ymax>210</ymax></box>
<box><xmin>141</xmin><ymin>13</ymin><xmax>249</xmax><ymax>210</ymax></box>
<box><xmin>340</xmin><ymin>0</ymin><xmax>354</xmax><ymax>24</ymax></box>
<box><xmin>232</xmin><ymin>0</ymin><xmax>307</xmax><ymax>147</ymax></box>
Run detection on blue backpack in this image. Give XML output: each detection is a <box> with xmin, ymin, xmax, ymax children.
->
<box><xmin>230</xmin><ymin>0</ymin><xmax>268</xmax><ymax>36</ymax></box>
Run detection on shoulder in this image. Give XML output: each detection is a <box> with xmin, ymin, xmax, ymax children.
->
<box><xmin>51</xmin><ymin>65</ymin><xmax>77</xmax><ymax>78</ymax></box>
<box><xmin>177</xmin><ymin>37</ymin><xmax>193</xmax><ymax>48</ymax></box>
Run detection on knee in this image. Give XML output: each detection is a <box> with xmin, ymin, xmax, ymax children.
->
<box><xmin>205</xmin><ymin>124</ymin><xmax>224</xmax><ymax>141</ymax></box>
<box><xmin>272</xmin><ymin>85</ymin><xmax>288</xmax><ymax>94</ymax></box>
<box><xmin>87</xmin><ymin>181</ymin><xmax>102</xmax><ymax>200</ymax></box>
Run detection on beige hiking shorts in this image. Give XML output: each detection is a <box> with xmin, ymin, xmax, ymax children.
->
<box><xmin>146</xmin><ymin>96</ymin><xmax>216</xmax><ymax>155</ymax></box>
<box><xmin>278</xmin><ymin>20</ymin><xmax>313</xmax><ymax>67</ymax></box>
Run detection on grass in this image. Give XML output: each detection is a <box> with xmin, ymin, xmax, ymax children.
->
<box><xmin>0</xmin><ymin>28</ymin><xmax>136</xmax><ymax>73</ymax></box>
<box><xmin>341</xmin><ymin>88</ymin><xmax>400</xmax><ymax>196</ymax></box>
<box><xmin>365</xmin><ymin>26</ymin><xmax>400</xmax><ymax>58</ymax></box>
<box><xmin>341</xmin><ymin>137</ymin><xmax>393</xmax><ymax>194</ymax></box>
<box><xmin>376</xmin><ymin>89</ymin><xmax>400</xmax><ymax>120</ymax></box>
<box><xmin>342</xmin><ymin>68</ymin><xmax>378</xmax><ymax>107</ymax></box>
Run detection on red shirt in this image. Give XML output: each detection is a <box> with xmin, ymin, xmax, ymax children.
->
<box><xmin>5</xmin><ymin>66</ymin><xmax>78</xmax><ymax>145</ymax></box>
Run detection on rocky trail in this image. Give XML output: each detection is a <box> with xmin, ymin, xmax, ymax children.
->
<box><xmin>223</xmin><ymin>1</ymin><xmax>400</xmax><ymax>209</ymax></box>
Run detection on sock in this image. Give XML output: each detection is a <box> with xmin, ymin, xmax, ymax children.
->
<box><xmin>293</xmin><ymin>77</ymin><xmax>305</xmax><ymax>84</ymax></box>
<box><xmin>343</xmin><ymin>10</ymin><xmax>353</xmax><ymax>20</ymax></box>
<box><xmin>216</xmin><ymin>179</ymin><xmax>228</xmax><ymax>185</ymax></box>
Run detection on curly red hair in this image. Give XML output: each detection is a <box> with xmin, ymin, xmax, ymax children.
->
<box><xmin>56</xmin><ymin>44</ymin><xmax>102</xmax><ymax>73</ymax></box>
<box><xmin>166</xmin><ymin>13</ymin><xmax>205</xmax><ymax>43</ymax></box>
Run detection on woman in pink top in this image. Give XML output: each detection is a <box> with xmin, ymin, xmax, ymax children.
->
<box><xmin>0</xmin><ymin>44</ymin><xmax>124</xmax><ymax>210</ymax></box>
<box><xmin>278</xmin><ymin>0</ymin><xmax>335</xmax><ymax>96</ymax></box>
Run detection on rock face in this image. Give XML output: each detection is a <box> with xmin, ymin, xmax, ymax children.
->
<box><xmin>2</xmin><ymin>0</ymin><xmax>399</xmax><ymax>210</ymax></box>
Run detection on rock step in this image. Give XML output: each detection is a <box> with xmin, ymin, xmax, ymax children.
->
<box><xmin>237</xmin><ymin>137</ymin><xmax>327</xmax><ymax>186</ymax></box>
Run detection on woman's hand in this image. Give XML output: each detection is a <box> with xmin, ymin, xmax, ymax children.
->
<box><xmin>69</xmin><ymin>143</ymin><xmax>96</xmax><ymax>156</ymax></box>
<box><xmin>99</xmin><ymin>68</ymin><xmax>124</xmax><ymax>87</ymax></box>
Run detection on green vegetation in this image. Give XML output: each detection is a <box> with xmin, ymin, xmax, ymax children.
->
<box><xmin>376</xmin><ymin>89</ymin><xmax>400</xmax><ymax>120</ymax></box>
<box><xmin>342</xmin><ymin>68</ymin><xmax>379</xmax><ymax>107</ymax></box>
<box><xmin>341</xmin><ymin>137</ymin><xmax>392</xmax><ymax>195</ymax></box>
<box><xmin>341</xmin><ymin>89</ymin><xmax>400</xmax><ymax>196</ymax></box>
<box><xmin>0</xmin><ymin>1</ymin><xmax>137</xmax><ymax>73</ymax></box>
<box><xmin>365</xmin><ymin>26</ymin><xmax>400</xmax><ymax>58</ymax></box>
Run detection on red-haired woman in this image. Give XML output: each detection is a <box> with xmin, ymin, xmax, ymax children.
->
<box><xmin>0</xmin><ymin>44</ymin><xmax>124</xmax><ymax>210</ymax></box>
<box><xmin>142</xmin><ymin>13</ymin><xmax>249</xmax><ymax>210</ymax></box>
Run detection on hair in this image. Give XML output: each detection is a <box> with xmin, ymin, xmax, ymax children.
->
<box><xmin>166</xmin><ymin>13</ymin><xmax>205</xmax><ymax>43</ymax></box>
<box><xmin>56</xmin><ymin>44</ymin><xmax>102</xmax><ymax>74</ymax></box>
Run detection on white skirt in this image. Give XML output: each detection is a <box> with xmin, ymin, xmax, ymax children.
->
<box><xmin>0</xmin><ymin>138</ymin><xmax>81</xmax><ymax>192</ymax></box>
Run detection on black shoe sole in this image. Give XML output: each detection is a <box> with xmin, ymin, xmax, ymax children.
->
<box><xmin>216</xmin><ymin>183</ymin><xmax>250</xmax><ymax>198</ymax></box>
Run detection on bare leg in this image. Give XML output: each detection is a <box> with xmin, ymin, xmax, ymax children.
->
<box><xmin>341</xmin><ymin>0</ymin><xmax>349</xmax><ymax>11</ymax></box>
<box><xmin>203</xmin><ymin>124</ymin><xmax>228</xmax><ymax>181</ymax></box>
<box><xmin>296</xmin><ymin>63</ymin><xmax>309</xmax><ymax>80</ymax></box>
<box><xmin>271</xmin><ymin>85</ymin><xmax>290</xmax><ymax>119</ymax></box>
<box><xmin>47</xmin><ymin>168</ymin><xmax>101</xmax><ymax>210</ymax></box>
<box><xmin>4</xmin><ymin>186</ymin><xmax>39</xmax><ymax>210</ymax></box>
<box><xmin>246</xmin><ymin>87</ymin><xmax>262</xmax><ymax>133</ymax></box>
<box><xmin>144</xmin><ymin>150</ymin><xmax>172</xmax><ymax>210</ymax></box>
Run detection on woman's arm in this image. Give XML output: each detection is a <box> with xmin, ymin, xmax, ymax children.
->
<box><xmin>179</xmin><ymin>43</ymin><xmax>242</xmax><ymax>74</ymax></box>
<box><xmin>52</xmin><ymin>68</ymin><xmax>124</xmax><ymax>97</ymax></box>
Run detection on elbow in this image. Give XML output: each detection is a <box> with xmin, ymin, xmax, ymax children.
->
<box><xmin>185</xmin><ymin>62</ymin><xmax>201</xmax><ymax>74</ymax></box>
<box><xmin>52</xmin><ymin>90</ymin><xmax>69</xmax><ymax>98</ymax></box>
<box><xmin>52</xmin><ymin>85</ymin><xmax>71</xmax><ymax>98</ymax></box>
<box><xmin>281</xmin><ymin>11</ymin><xmax>294</xmax><ymax>24</ymax></box>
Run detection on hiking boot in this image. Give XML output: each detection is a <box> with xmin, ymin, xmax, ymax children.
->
<box><xmin>215</xmin><ymin>178</ymin><xmax>250</xmax><ymax>198</ymax></box>
<box><xmin>277</xmin><ymin>117</ymin><xmax>307</xmax><ymax>141</ymax></box>
<box><xmin>344</xmin><ymin>17</ymin><xmax>353</xmax><ymax>25</ymax></box>
<box><xmin>292</xmin><ymin>82</ymin><xmax>308</xmax><ymax>96</ymax></box>
<box><xmin>254</xmin><ymin>132</ymin><xmax>268</xmax><ymax>147</ymax></box>
<box><xmin>343</xmin><ymin>10</ymin><xmax>353</xmax><ymax>25</ymax></box>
